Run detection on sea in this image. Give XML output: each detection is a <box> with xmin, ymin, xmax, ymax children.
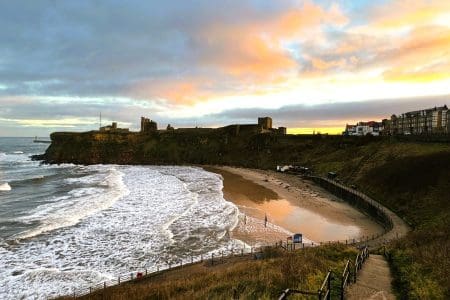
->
<box><xmin>0</xmin><ymin>137</ymin><xmax>241</xmax><ymax>299</ymax></box>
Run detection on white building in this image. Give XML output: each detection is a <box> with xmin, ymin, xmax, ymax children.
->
<box><xmin>344</xmin><ymin>121</ymin><xmax>383</xmax><ymax>136</ymax></box>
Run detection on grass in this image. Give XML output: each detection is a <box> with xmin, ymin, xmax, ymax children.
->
<box><xmin>387</xmin><ymin>226</ymin><xmax>450</xmax><ymax>299</ymax></box>
<box><xmin>304</xmin><ymin>140</ymin><xmax>450</xmax><ymax>299</ymax></box>
<box><xmin>65</xmin><ymin>245</ymin><xmax>357</xmax><ymax>300</ymax></box>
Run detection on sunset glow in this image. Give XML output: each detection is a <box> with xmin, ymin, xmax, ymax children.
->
<box><xmin>0</xmin><ymin>0</ymin><xmax>449</xmax><ymax>136</ymax></box>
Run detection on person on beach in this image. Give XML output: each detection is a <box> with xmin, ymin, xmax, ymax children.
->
<box><xmin>264</xmin><ymin>213</ymin><xmax>267</xmax><ymax>227</ymax></box>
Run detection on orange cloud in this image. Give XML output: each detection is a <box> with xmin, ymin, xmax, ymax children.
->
<box><xmin>303</xmin><ymin>1</ymin><xmax>450</xmax><ymax>81</ymax></box>
<box><xmin>273</xmin><ymin>1</ymin><xmax>348</xmax><ymax>38</ymax></box>
<box><xmin>197</xmin><ymin>1</ymin><xmax>349</xmax><ymax>77</ymax></box>
<box><xmin>128</xmin><ymin>78</ymin><xmax>217</xmax><ymax>105</ymax></box>
<box><xmin>206</xmin><ymin>32</ymin><xmax>296</xmax><ymax>78</ymax></box>
<box><xmin>310</xmin><ymin>57</ymin><xmax>347</xmax><ymax>71</ymax></box>
<box><xmin>127</xmin><ymin>0</ymin><xmax>449</xmax><ymax>108</ymax></box>
<box><xmin>370</xmin><ymin>0</ymin><xmax>450</xmax><ymax>29</ymax></box>
<box><xmin>128</xmin><ymin>1</ymin><xmax>350</xmax><ymax>105</ymax></box>
<box><xmin>381</xmin><ymin>25</ymin><xmax>450</xmax><ymax>82</ymax></box>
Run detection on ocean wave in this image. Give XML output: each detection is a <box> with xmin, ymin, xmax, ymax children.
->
<box><xmin>0</xmin><ymin>165</ymin><xmax>241</xmax><ymax>299</ymax></box>
<box><xmin>0</xmin><ymin>183</ymin><xmax>11</xmax><ymax>191</ymax></box>
<box><xmin>1</xmin><ymin>268</ymin><xmax>112</xmax><ymax>300</ymax></box>
<box><xmin>8</xmin><ymin>174</ymin><xmax>47</xmax><ymax>184</ymax></box>
<box><xmin>12</xmin><ymin>151</ymin><xmax>24</xmax><ymax>154</ymax></box>
<box><xmin>159</xmin><ymin>167</ymin><xmax>240</xmax><ymax>254</ymax></box>
<box><xmin>14</xmin><ymin>167</ymin><xmax>129</xmax><ymax>239</ymax></box>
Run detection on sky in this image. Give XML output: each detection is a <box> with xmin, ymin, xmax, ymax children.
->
<box><xmin>0</xmin><ymin>0</ymin><xmax>449</xmax><ymax>136</ymax></box>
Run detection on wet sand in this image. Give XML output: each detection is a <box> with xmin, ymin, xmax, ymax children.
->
<box><xmin>204</xmin><ymin>166</ymin><xmax>384</xmax><ymax>246</ymax></box>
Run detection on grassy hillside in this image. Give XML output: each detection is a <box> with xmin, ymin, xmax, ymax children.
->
<box><xmin>299</xmin><ymin>140</ymin><xmax>450</xmax><ymax>299</ymax></box>
<box><xmin>69</xmin><ymin>245</ymin><xmax>357</xmax><ymax>300</ymax></box>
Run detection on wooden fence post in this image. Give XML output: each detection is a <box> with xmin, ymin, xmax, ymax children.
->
<box><xmin>327</xmin><ymin>269</ymin><xmax>332</xmax><ymax>300</ymax></box>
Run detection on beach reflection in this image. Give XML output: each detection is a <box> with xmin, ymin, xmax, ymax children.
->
<box><xmin>215</xmin><ymin>168</ymin><xmax>365</xmax><ymax>242</ymax></box>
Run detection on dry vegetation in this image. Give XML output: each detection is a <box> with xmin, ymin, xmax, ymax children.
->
<box><xmin>61</xmin><ymin>245</ymin><xmax>357</xmax><ymax>300</ymax></box>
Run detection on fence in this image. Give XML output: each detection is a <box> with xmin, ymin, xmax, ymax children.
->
<box><xmin>62</xmin><ymin>230</ymin><xmax>386</xmax><ymax>297</ymax></box>
<box><xmin>303</xmin><ymin>175</ymin><xmax>394</xmax><ymax>232</ymax></box>
<box><xmin>61</xmin><ymin>240</ymin><xmax>372</xmax><ymax>299</ymax></box>
<box><xmin>60</xmin><ymin>243</ymin><xmax>288</xmax><ymax>299</ymax></box>
<box><xmin>278</xmin><ymin>246</ymin><xmax>370</xmax><ymax>300</ymax></box>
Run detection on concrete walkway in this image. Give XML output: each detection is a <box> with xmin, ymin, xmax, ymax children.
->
<box><xmin>346</xmin><ymin>255</ymin><xmax>395</xmax><ymax>300</ymax></box>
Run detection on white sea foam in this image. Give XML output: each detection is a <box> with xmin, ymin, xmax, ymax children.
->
<box><xmin>14</xmin><ymin>166</ymin><xmax>128</xmax><ymax>239</ymax></box>
<box><xmin>0</xmin><ymin>183</ymin><xmax>11</xmax><ymax>191</ymax></box>
<box><xmin>0</xmin><ymin>166</ymin><xmax>242</xmax><ymax>300</ymax></box>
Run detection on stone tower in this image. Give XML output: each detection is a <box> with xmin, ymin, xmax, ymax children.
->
<box><xmin>258</xmin><ymin>117</ymin><xmax>273</xmax><ymax>130</ymax></box>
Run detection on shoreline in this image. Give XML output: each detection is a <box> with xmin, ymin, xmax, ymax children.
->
<box><xmin>204</xmin><ymin>166</ymin><xmax>384</xmax><ymax>245</ymax></box>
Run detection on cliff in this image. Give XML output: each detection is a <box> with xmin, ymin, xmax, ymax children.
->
<box><xmin>38</xmin><ymin>130</ymin><xmax>381</xmax><ymax>166</ymax></box>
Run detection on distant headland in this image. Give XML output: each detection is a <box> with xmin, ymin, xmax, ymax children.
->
<box><xmin>34</xmin><ymin>104</ymin><xmax>450</xmax><ymax>166</ymax></box>
<box><xmin>34</xmin><ymin>116</ymin><xmax>290</xmax><ymax>165</ymax></box>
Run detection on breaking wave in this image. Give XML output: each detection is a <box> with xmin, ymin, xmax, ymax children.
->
<box><xmin>0</xmin><ymin>183</ymin><xmax>11</xmax><ymax>191</ymax></box>
<box><xmin>0</xmin><ymin>165</ymin><xmax>240</xmax><ymax>300</ymax></box>
<box><xmin>15</xmin><ymin>167</ymin><xmax>128</xmax><ymax>239</ymax></box>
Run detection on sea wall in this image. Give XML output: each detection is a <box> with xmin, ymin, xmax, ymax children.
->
<box><xmin>306</xmin><ymin>176</ymin><xmax>394</xmax><ymax>231</ymax></box>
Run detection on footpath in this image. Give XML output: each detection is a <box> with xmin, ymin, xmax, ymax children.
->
<box><xmin>346</xmin><ymin>254</ymin><xmax>395</xmax><ymax>300</ymax></box>
<box><xmin>297</xmin><ymin>175</ymin><xmax>411</xmax><ymax>299</ymax></box>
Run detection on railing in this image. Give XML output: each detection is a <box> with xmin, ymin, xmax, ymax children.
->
<box><xmin>303</xmin><ymin>175</ymin><xmax>394</xmax><ymax>233</ymax></box>
<box><xmin>341</xmin><ymin>260</ymin><xmax>351</xmax><ymax>299</ymax></box>
<box><xmin>279</xmin><ymin>246</ymin><xmax>370</xmax><ymax>300</ymax></box>
<box><xmin>278</xmin><ymin>269</ymin><xmax>332</xmax><ymax>300</ymax></box>
<box><xmin>58</xmin><ymin>243</ymin><xmax>285</xmax><ymax>299</ymax></box>
<box><xmin>61</xmin><ymin>241</ymin><xmax>372</xmax><ymax>299</ymax></box>
<box><xmin>318</xmin><ymin>270</ymin><xmax>332</xmax><ymax>300</ymax></box>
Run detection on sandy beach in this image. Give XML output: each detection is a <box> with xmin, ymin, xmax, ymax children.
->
<box><xmin>204</xmin><ymin>166</ymin><xmax>384</xmax><ymax>246</ymax></box>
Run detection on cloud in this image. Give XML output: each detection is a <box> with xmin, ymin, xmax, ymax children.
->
<box><xmin>295</xmin><ymin>1</ymin><xmax>450</xmax><ymax>84</ymax></box>
<box><xmin>380</xmin><ymin>25</ymin><xmax>450</xmax><ymax>82</ymax></box>
<box><xmin>1</xmin><ymin>91</ymin><xmax>448</xmax><ymax>137</ymax></box>
<box><xmin>369</xmin><ymin>0</ymin><xmax>450</xmax><ymax>29</ymax></box>
<box><xmin>0</xmin><ymin>0</ymin><xmax>353</xmax><ymax>107</ymax></box>
<box><xmin>0</xmin><ymin>0</ymin><xmax>449</xmax><ymax>136</ymax></box>
<box><xmin>202</xmin><ymin>94</ymin><xmax>450</xmax><ymax>128</ymax></box>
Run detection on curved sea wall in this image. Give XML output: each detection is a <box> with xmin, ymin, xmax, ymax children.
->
<box><xmin>306</xmin><ymin>176</ymin><xmax>394</xmax><ymax>232</ymax></box>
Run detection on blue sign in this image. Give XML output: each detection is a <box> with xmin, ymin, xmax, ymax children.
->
<box><xmin>293</xmin><ymin>233</ymin><xmax>302</xmax><ymax>243</ymax></box>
